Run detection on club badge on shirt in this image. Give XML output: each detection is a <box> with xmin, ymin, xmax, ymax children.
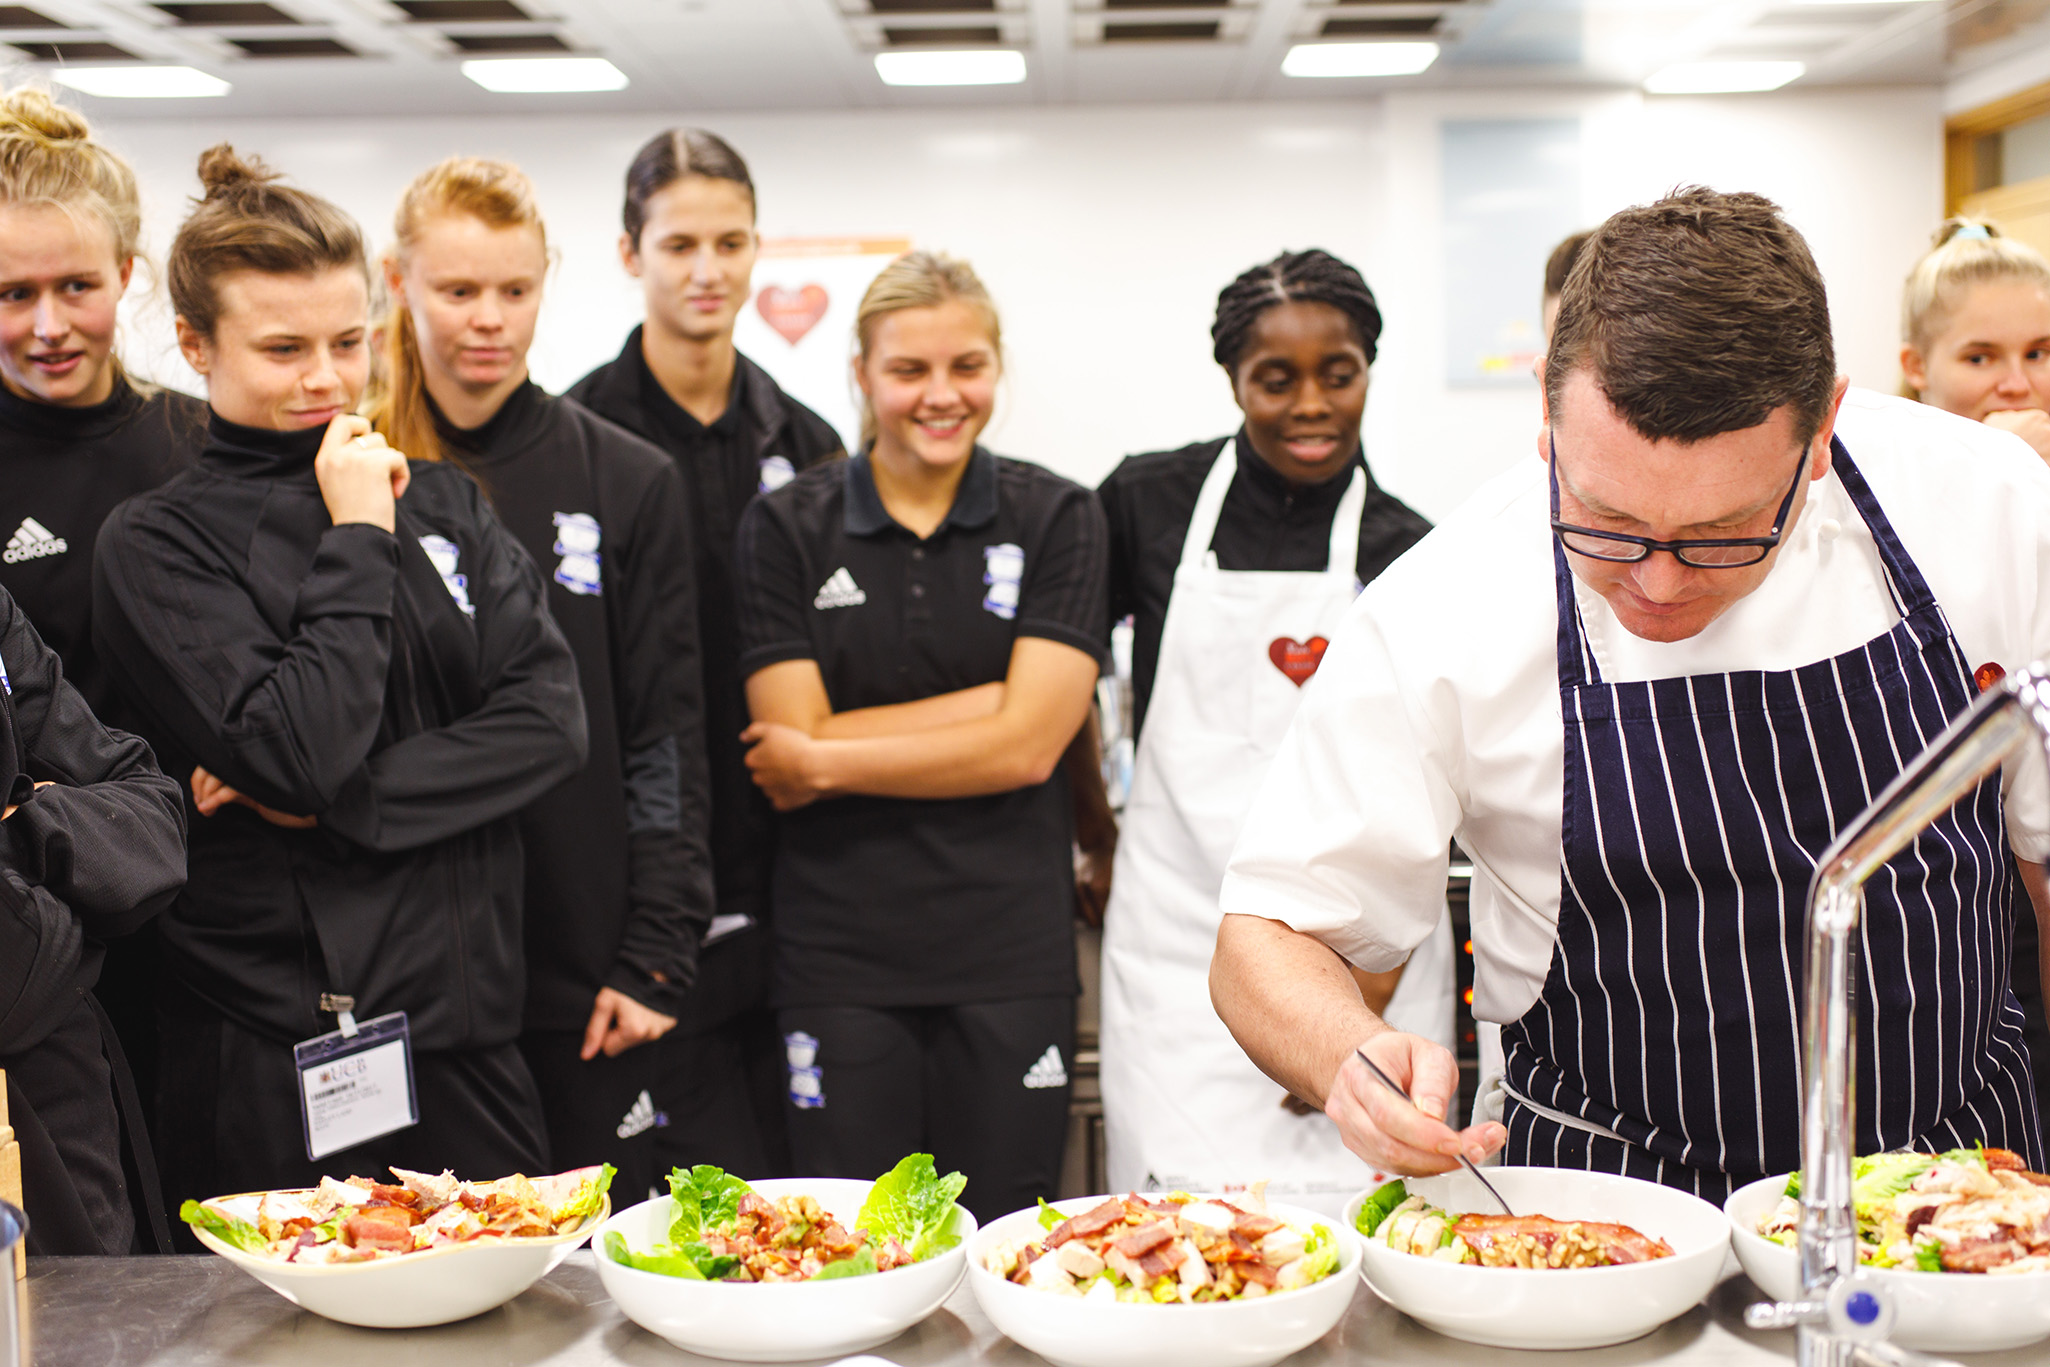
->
<box><xmin>418</xmin><ymin>534</ymin><xmax>475</xmax><ymax>618</ymax></box>
<box><xmin>759</xmin><ymin>454</ymin><xmax>796</xmax><ymax>494</ymax></box>
<box><xmin>982</xmin><ymin>542</ymin><xmax>1024</xmax><ymax>620</ymax></box>
<box><xmin>551</xmin><ymin>511</ymin><xmax>603</xmax><ymax>597</ymax></box>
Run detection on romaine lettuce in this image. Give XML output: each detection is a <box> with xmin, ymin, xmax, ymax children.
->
<box><xmin>856</xmin><ymin>1153</ymin><xmax>968</xmax><ymax>1262</ymax></box>
<box><xmin>1355</xmin><ymin>1179</ymin><xmax>1408</xmax><ymax>1237</ymax></box>
<box><xmin>554</xmin><ymin>1163</ymin><xmax>617</xmax><ymax>1228</ymax></box>
<box><xmin>811</xmin><ymin>1246</ymin><xmax>878</xmax><ymax>1279</ymax></box>
<box><xmin>1036</xmin><ymin>1199</ymin><xmax>1065</xmax><ymax>1232</ymax></box>
<box><xmin>1300</xmin><ymin>1223</ymin><xmax>1341</xmax><ymax>1281</ymax></box>
<box><xmin>668</xmin><ymin>1164</ymin><xmax>754</xmax><ymax>1244</ymax></box>
<box><xmin>180</xmin><ymin>1200</ymin><xmax>268</xmax><ymax>1255</ymax></box>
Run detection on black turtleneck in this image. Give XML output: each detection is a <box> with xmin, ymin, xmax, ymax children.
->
<box><xmin>1097</xmin><ymin>431</ymin><xmax>1432</xmax><ymax>739</ymax></box>
<box><xmin>0</xmin><ymin>379</ymin><xmax>205</xmax><ymax>718</ymax></box>
<box><xmin>427</xmin><ymin>381</ymin><xmax>712</xmax><ymax>1028</ymax></box>
<box><xmin>90</xmin><ymin>405</ymin><xmax>587</xmax><ymax>1052</ymax></box>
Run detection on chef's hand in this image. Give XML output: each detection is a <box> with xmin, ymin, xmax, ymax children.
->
<box><xmin>1327</xmin><ymin>1030</ymin><xmax>1506</xmax><ymax>1176</ymax></box>
<box><xmin>739</xmin><ymin>721</ymin><xmax>823</xmax><ymax>811</ymax></box>
<box><xmin>191</xmin><ymin>766</ymin><xmax>318</xmax><ymax>828</ymax></box>
<box><xmin>581</xmin><ymin>986</ymin><xmax>678</xmax><ymax>1059</ymax></box>
<box><xmin>315</xmin><ymin>414</ymin><xmax>411</xmax><ymax>533</ymax></box>
<box><xmin>2</xmin><ymin>779</ymin><xmax>54</xmax><ymax>821</ymax></box>
<box><xmin>1984</xmin><ymin>408</ymin><xmax>2050</xmax><ymax>463</ymax></box>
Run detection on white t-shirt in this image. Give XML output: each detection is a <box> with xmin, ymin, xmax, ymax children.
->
<box><xmin>1220</xmin><ymin>390</ymin><xmax>2050</xmax><ymax>1025</ymax></box>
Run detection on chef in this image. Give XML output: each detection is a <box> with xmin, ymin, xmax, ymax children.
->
<box><xmin>1097</xmin><ymin>248</ymin><xmax>1455</xmax><ymax>1213</ymax></box>
<box><xmin>1212</xmin><ymin>187</ymin><xmax>2050</xmax><ymax>1201</ymax></box>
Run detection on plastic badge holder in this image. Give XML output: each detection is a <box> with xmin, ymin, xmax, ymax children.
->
<box><xmin>294</xmin><ymin>1010</ymin><xmax>419</xmax><ymax>1161</ymax></box>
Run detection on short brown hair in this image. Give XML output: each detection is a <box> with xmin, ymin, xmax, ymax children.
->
<box><xmin>168</xmin><ymin>143</ymin><xmax>366</xmax><ymax>338</ymax></box>
<box><xmin>1542</xmin><ymin>230</ymin><xmax>1591</xmax><ymax>300</ymax></box>
<box><xmin>1544</xmin><ymin>187</ymin><xmax>1836</xmax><ymax>447</ymax></box>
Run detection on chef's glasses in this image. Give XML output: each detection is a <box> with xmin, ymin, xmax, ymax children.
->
<box><xmin>1548</xmin><ymin>434</ymin><xmax>1807</xmax><ymax>569</ymax></box>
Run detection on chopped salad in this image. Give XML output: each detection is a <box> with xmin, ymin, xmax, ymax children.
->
<box><xmin>983</xmin><ymin>1188</ymin><xmax>1342</xmax><ymax>1303</ymax></box>
<box><xmin>604</xmin><ymin>1153</ymin><xmax>967</xmax><ymax>1283</ymax></box>
<box><xmin>1755</xmin><ymin>1146</ymin><xmax>2050</xmax><ymax>1274</ymax></box>
<box><xmin>181</xmin><ymin>1164</ymin><xmax>614</xmax><ymax>1264</ymax></box>
<box><xmin>1358</xmin><ymin>1179</ymin><xmax>1674</xmax><ymax>1269</ymax></box>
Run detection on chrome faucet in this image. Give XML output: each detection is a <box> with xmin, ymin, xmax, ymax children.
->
<box><xmin>1745</xmin><ymin>665</ymin><xmax>2050</xmax><ymax>1367</ymax></box>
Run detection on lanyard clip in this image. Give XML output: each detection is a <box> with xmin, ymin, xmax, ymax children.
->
<box><xmin>319</xmin><ymin>993</ymin><xmax>360</xmax><ymax>1038</ymax></box>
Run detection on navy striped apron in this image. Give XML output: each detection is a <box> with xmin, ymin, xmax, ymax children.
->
<box><xmin>1501</xmin><ymin>442</ymin><xmax>2045</xmax><ymax>1203</ymax></box>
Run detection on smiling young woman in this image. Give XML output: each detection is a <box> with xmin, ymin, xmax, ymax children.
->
<box><xmin>568</xmin><ymin>129</ymin><xmax>843</xmax><ymax>1184</ymax></box>
<box><xmin>1094</xmin><ymin>248</ymin><xmax>1454</xmax><ymax>1208</ymax></box>
<box><xmin>1901</xmin><ymin>219</ymin><xmax>2050</xmax><ymax>461</ymax></box>
<box><xmin>731</xmin><ymin>250</ymin><xmax>1107</xmax><ymax>1221</ymax></box>
<box><xmin>369</xmin><ymin>156</ymin><xmax>714</xmax><ymax>1200</ymax></box>
<box><xmin>91</xmin><ymin>144</ymin><xmax>588</xmax><ymax>1211</ymax></box>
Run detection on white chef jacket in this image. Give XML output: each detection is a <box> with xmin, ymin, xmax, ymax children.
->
<box><xmin>1220</xmin><ymin>390</ymin><xmax>2050</xmax><ymax>1025</ymax></box>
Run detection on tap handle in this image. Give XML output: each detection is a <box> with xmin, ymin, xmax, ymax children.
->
<box><xmin>1849</xmin><ymin>1343</ymin><xmax>1968</xmax><ymax>1367</ymax></box>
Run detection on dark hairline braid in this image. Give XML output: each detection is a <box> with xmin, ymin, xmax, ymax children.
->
<box><xmin>1210</xmin><ymin>247</ymin><xmax>1384</xmax><ymax>372</ymax></box>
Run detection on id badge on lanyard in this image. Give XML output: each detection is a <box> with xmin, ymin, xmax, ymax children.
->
<box><xmin>294</xmin><ymin>997</ymin><xmax>419</xmax><ymax>1161</ymax></box>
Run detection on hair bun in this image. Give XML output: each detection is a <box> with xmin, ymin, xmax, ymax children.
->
<box><xmin>196</xmin><ymin>143</ymin><xmax>280</xmax><ymax>199</ymax></box>
<box><xmin>0</xmin><ymin>86</ymin><xmax>91</xmax><ymax>146</ymax></box>
<box><xmin>1935</xmin><ymin>217</ymin><xmax>2001</xmax><ymax>248</ymax></box>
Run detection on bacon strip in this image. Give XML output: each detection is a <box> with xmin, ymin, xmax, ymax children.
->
<box><xmin>1112</xmin><ymin>1222</ymin><xmax>1175</xmax><ymax>1258</ymax></box>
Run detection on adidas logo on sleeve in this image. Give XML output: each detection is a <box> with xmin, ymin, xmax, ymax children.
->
<box><xmin>813</xmin><ymin>567</ymin><xmax>867</xmax><ymax>610</ymax></box>
<box><xmin>4</xmin><ymin>517</ymin><xmax>68</xmax><ymax>564</ymax></box>
<box><xmin>1022</xmin><ymin>1045</ymin><xmax>1069</xmax><ymax>1090</ymax></box>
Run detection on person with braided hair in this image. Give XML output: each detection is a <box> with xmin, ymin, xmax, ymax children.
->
<box><xmin>1096</xmin><ymin>248</ymin><xmax>1454</xmax><ymax>1212</ymax></box>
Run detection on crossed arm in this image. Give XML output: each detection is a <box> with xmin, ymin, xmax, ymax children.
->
<box><xmin>741</xmin><ymin>636</ymin><xmax>1101</xmax><ymax>809</ymax></box>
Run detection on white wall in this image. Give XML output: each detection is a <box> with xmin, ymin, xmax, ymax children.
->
<box><xmin>94</xmin><ymin>85</ymin><xmax>1941</xmax><ymax>522</ymax></box>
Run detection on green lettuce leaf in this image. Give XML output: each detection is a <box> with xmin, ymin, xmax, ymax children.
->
<box><xmin>1300</xmin><ymin>1223</ymin><xmax>1341</xmax><ymax>1282</ymax></box>
<box><xmin>856</xmin><ymin>1153</ymin><xmax>968</xmax><ymax>1262</ymax></box>
<box><xmin>812</xmin><ymin>1246</ymin><xmax>878</xmax><ymax>1280</ymax></box>
<box><xmin>1851</xmin><ymin>1153</ymin><xmax>1937</xmax><ymax>1221</ymax></box>
<box><xmin>555</xmin><ymin>1163</ymin><xmax>617</xmax><ymax>1228</ymax></box>
<box><xmin>668</xmin><ymin>1164</ymin><xmax>754</xmax><ymax>1244</ymax></box>
<box><xmin>606</xmin><ymin>1230</ymin><xmax>707</xmax><ymax>1279</ymax></box>
<box><xmin>1934</xmin><ymin>1146</ymin><xmax>1988</xmax><ymax>1170</ymax></box>
<box><xmin>1355</xmin><ymin>1180</ymin><xmax>1408</xmax><ymax>1237</ymax></box>
<box><xmin>1036</xmin><ymin>1199</ymin><xmax>1065</xmax><ymax>1232</ymax></box>
<box><xmin>180</xmin><ymin>1200</ymin><xmax>269</xmax><ymax>1255</ymax></box>
<box><xmin>1913</xmin><ymin>1239</ymin><xmax>1945</xmax><ymax>1273</ymax></box>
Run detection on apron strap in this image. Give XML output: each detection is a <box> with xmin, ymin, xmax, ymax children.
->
<box><xmin>1828</xmin><ymin>439</ymin><xmax>1937</xmax><ymax>620</ymax></box>
<box><xmin>1328</xmin><ymin>467</ymin><xmax>1368</xmax><ymax>580</ymax></box>
<box><xmin>1178</xmin><ymin>438</ymin><xmax>1239</xmax><ymax>569</ymax></box>
<box><xmin>1552</xmin><ymin>536</ymin><xmax>1603</xmax><ymax>688</ymax></box>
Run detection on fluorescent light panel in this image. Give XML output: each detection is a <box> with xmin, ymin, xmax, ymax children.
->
<box><xmin>51</xmin><ymin>65</ymin><xmax>230</xmax><ymax>98</ymax></box>
<box><xmin>874</xmin><ymin>49</ymin><xmax>1026</xmax><ymax>86</ymax></box>
<box><xmin>460</xmin><ymin>57</ymin><xmax>627</xmax><ymax>92</ymax></box>
<box><xmin>1283</xmin><ymin>42</ymin><xmax>1439</xmax><ymax>78</ymax></box>
<box><xmin>1644</xmin><ymin>60</ymin><xmax>1804</xmax><ymax>93</ymax></box>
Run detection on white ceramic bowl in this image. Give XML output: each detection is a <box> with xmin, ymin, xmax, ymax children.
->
<box><xmin>593</xmin><ymin>1177</ymin><xmax>973</xmax><ymax>1361</ymax></box>
<box><xmin>1727</xmin><ymin>1173</ymin><xmax>2050</xmax><ymax>1352</ymax></box>
<box><xmin>1347</xmin><ymin>1166</ymin><xmax>1729</xmax><ymax>1350</ymax></box>
<box><xmin>965</xmin><ymin>1194</ymin><xmax>1361</xmax><ymax>1367</ymax></box>
<box><xmin>189</xmin><ymin>1190</ymin><xmax>607</xmax><ymax>1328</ymax></box>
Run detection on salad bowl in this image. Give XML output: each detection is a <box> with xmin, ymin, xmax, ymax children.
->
<box><xmin>594</xmin><ymin>1175</ymin><xmax>974</xmax><ymax>1360</ymax></box>
<box><xmin>965</xmin><ymin>1193</ymin><xmax>1360</xmax><ymax>1367</ymax></box>
<box><xmin>1727</xmin><ymin>1173</ymin><xmax>2050</xmax><ymax>1352</ymax></box>
<box><xmin>1348</xmin><ymin>1166</ymin><xmax>1729</xmax><ymax>1350</ymax></box>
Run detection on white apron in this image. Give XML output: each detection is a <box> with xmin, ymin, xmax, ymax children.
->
<box><xmin>1100</xmin><ymin>440</ymin><xmax>1456</xmax><ymax>1216</ymax></box>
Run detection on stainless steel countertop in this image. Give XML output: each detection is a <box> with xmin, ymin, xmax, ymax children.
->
<box><xmin>16</xmin><ymin>1253</ymin><xmax>2044</xmax><ymax>1366</ymax></box>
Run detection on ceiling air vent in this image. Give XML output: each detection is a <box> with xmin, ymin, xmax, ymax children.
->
<box><xmin>869</xmin><ymin>0</ymin><xmax>996</xmax><ymax>10</ymax></box>
<box><xmin>1322</xmin><ymin>16</ymin><xmax>1439</xmax><ymax>36</ymax></box>
<box><xmin>155</xmin><ymin>3</ymin><xmax>302</xmax><ymax>23</ymax></box>
<box><xmin>0</xmin><ymin>6</ymin><xmax>65</xmax><ymax>27</ymax></box>
<box><xmin>229</xmin><ymin>36</ymin><xmax>359</xmax><ymax>56</ymax></box>
<box><xmin>445</xmin><ymin>31</ymin><xmax>570</xmax><ymax>52</ymax></box>
<box><xmin>1103</xmin><ymin>21</ymin><xmax>1220</xmax><ymax>39</ymax></box>
<box><xmin>395</xmin><ymin>1</ymin><xmax>532</xmax><ymax>21</ymax></box>
<box><xmin>10</xmin><ymin>40</ymin><xmax>140</xmax><ymax>60</ymax></box>
<box><xmin>884</xmin><ymin>25</ymin><xmax>1001</xmax><ymax>43</ymax></box>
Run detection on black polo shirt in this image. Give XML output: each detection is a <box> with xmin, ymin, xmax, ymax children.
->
<box><xmin>733</xmin><ymin>448</ymin><xmax>1108</xmax><ymax>1008</ymax></box>
<box><xmin>1098</xmin><ymin>432</ymin><xmax>1431</xmax><ymax>740</ymax></box>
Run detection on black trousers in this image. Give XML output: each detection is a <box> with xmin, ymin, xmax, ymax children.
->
<box><xmin>778</xmin><ymin>998</ymin><xmax>1073</xmax><ymax>1225</ymax></box>
<box><xmin>3</xmin><ymin>997</ymin><xmax>131</xmax><ymax>1255</ymax></box>
<box><xmin>520</xmin><ymin>1030</ymin><xmax>657</xmax><ymax>1202</ymax></box>
<box><xmin>652</xmin><ymin>1005</ymin><xmax>791</xmax><ymax>1182</ymax></box>
<box><xmin>157</xmin><ymin>1003</ymin><xmax>550</xmax><ymax>1239</ymax></box>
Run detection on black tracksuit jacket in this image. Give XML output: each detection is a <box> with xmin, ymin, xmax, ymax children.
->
<box><xmin>90</xmin><ymin>414</ymin><xmax>587</xmax><ymax>1053</ymax></box>
<box><xmin>435</xmin><ymin>382</ymin><xmax>713</xmax><ymax>1029</ymax></box>
<box><xmin>568</xmin><ymin>332</ymin><xmax>842</xmax><ymax>1030</ymax></box>
<box><xmin>0</xmin><ymin>588</ymin><xmax>185</xmax><ymax>1254</ymax></box>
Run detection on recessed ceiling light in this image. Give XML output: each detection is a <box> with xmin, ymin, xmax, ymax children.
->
<box><xmin>1644</xmin><ymin>60</ymin><xmax>1805</xmax><ymax>93</ymax></box>
<box><xmin>460</xmin><ymin>56</ymin><xmax>627</xmax><ymax>92</ymax></box>
<box><xmin>50</xmin><ymin>66</ymin><xmax>230</xmax><ymax>98</ymax></box>
<box><xmin>874</xmin><ymin>49</ymin><xmax>1026</xmax><ymax>86</ymax></box>
<box><xmin>1282</xmin><ymin>42</ymin><xmax>1439</xmax><ymax>78</ymax></box>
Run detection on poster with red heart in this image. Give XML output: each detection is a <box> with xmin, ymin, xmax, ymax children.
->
<box><xmin>734</xmin><ymin>236</ymin><xmax>912</xmax><ymax>454</ymax></box>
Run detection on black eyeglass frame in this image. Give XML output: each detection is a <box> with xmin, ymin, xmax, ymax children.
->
<box><xmin>1547</xmin><ymin>433</ymin><xmax>1809</xmax><ymax>569</ymax></box>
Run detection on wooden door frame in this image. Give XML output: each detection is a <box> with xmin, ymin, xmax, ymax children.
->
<box><xmin>1947</xmin><ymin>80</ymin><xmax>2050</xmax><ymax>213</ymax></box>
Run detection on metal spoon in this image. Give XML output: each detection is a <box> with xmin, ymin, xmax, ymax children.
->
<box><xmin>1353</xmin><ymin>1046</ymin><xmax>1515</xmax><ymax>1216</ymax></box>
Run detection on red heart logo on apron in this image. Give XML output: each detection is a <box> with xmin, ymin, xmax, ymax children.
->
<box><xmin>756</xmin><ymin>284</ymin><xmax>829</xmax><ymax>346</ymax></box>
<box><xmin>1268</xmin><ymin>636</ymin><xmax>1329</xmax><ymax>687</ymax></box>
